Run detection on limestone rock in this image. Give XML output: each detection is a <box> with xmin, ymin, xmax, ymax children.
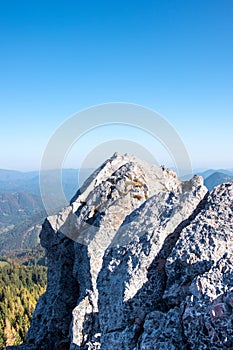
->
<box><xmin>7</xmin><ymin>154</ymin><xmax>233</xmax><ymax>350</ymax></box>
<box><xmin>97</xmin><ymin>175</ymin><xmax>207</xmax><ymax>349</ymax></box>
<box><xmin>138</xmin><ymin>307</ymin><xmax>185</xmax><ymax>350</ymax></box>
<box><xmin>164</xmin><ymin>182</ymin><xmax>233</xmax><ymax>308</ymax></box>
<box><xmin>69</xmin><ymin>153</ymin><xmax>185</xmax><ymax>348</ymax></box>
<box><xmin>182</xmin><ymin>254</ymin><xmax>233</xmax><ymax>349</ymax></box>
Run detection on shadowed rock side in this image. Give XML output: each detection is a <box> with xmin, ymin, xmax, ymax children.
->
<box><xmin>7</xmin><ymin>154</ymin><xmax>233</xmax><ymax>350</ymax></box>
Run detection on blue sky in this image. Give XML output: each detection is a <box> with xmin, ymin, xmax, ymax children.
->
<box><xmin>0</xmin><ymin>0</ymin><xmax>232</xmax><ymax>171</ymax></box>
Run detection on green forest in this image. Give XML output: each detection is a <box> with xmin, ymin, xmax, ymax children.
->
<box><xmin>0</xmin><ymin>260</ymin><xmax>47</xmax><ymax>349</ymax></box>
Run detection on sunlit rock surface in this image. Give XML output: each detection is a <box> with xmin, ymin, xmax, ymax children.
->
<box><xmin>8</xmin><ymin>154</ymin><xmax>233</xmax><ymax>350</ymax></box>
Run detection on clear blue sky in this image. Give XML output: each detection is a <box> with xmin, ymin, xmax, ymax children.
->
<box><xmin>0</xmin><ymin>0</ymin><xmax>232</xmax><ymax>171</ymax></box>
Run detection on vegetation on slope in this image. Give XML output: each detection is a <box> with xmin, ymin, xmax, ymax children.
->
<box><xmin>0</xmin><ymin>258</ymin><xmax>47</xmax><ymax>349</ymax></box>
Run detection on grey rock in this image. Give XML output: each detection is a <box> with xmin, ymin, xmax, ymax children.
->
<box><xmin>24</xmin><ymin>219</ymin><xmax>78</xmax><ymax>350</ymax></box>
<box><xmin>69</xmin><ymin>153</ymin><xmax>186</xmax><ymax>348</ymax></box>
<box><xmin>97</xmin><ymin>175</ymin><xmax>207</xmax><ymax>349</ymax></box>
<box><xmin>7</xmin><ymin>154</ymin><xmax>233</xmax><ymax>350</ymax></box>
<box><xmin>164</xmin><ymin>182</ymin><xmax>233</xmax><ymax>308</ymax></box>
<box><xmin>182</xmin><ymin>254</ymin><xmax>233</xmax><ymax>349</ymax></box>
<box><xmin>138</xmin><ymin>307</ymin><xmax>185</xmax><ymax>350</ymax></box>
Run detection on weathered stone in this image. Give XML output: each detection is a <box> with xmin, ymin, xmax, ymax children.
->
<box><xmin>69</xmin><ymin>153</ymin><xmax>186</xmax><ymax>348</ymax></box>
<box><xmin>7</xmin><ymin>154</ymin><xmax>233</xmax><ymax>350</ymax></box>
<box><xmin>182</xmin><ymin>254</ymin><xmax>233</xmax><ymax>349</ymax></box>
<box><xmin>164</xmin><ymin>183</ymin><xmax>233</xmax><ymax>308</ymax></box>
<box><xmin>97</xmin><ymin>175</ymin><xmax>207</xmax><ymax>349</ymax></box>
<box><xmin>138</xmin><ymin>308</ymin><xmax>186</xmax><ymax>350</ymax></box>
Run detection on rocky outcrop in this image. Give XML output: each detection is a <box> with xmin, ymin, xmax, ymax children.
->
<box><xmin>97</xmin><ymin>181</ymin><xmax>207</xmax><ymax>350</ymax></box>
<box><xmin>8</xmin><ymin>154</ymin><xmax>233</xmax><ymax>350</ymax></box>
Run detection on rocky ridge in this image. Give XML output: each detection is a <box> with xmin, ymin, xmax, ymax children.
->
<box><xmin>8</xmin><ymin>153</ymin><xmax>233</xmax><ymax>349</ymax></box>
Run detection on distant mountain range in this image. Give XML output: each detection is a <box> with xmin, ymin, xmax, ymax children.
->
<box><xmin>194</xmin><ymin>169</ymin><xmax>233</xmax><ymax>192</ymax></box>
<box><xmin>204</xmin><ymin>171</ymin><xmax>233</xmax><ymax>191</ymax></box>
<box><xmin>0</xmin><ymin>168</ymin><xmax>93</xmax><ymax>198</ymax></box>
<box><xmin>0</xmin><ymin>168</ymin><xmax>93</xmax><ymax>255</ymax></box>
<box><xmin>0</xmin><ymin>167</ymin><xmax>232</xmax><ymax>256</ymax></box>
<box><xmin>0</xmin><ymin>192</ymin><xmax>43</xmax><ymax>227</ymax></box>
<box><xmin>196</xmin><ymin>168</ymin><xmax>233</xmax><ymax>179</ymax></box>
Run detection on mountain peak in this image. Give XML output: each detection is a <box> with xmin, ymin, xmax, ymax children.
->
<box><xmin>8</xmin><ymin>155</ymin><xmax>233</xmax><ymax>350</ymax></box>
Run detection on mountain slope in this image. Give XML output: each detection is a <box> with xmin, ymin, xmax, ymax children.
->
<box><xmin>204</xmin><ymin>171</ymin><xmax>233</xmax><ymax>191</ymax></box>
<box><xmin>197</xmin><ymin>168</ymin><xmax>233</xmax><ymax>179</ymax></box>
<box><xmin>0</xmin><ymin>192</ymin><xmax>43</xmax><ymax>227</ymax></box>
<box><xmin>0</xmin><ymin>263</ymin><xmax>47</xmax><ymax>349</ymax></box>
<box><xmin>0</xmin><ymin>169</ymin><xmax>93</xmax><ymax>255</ymax></box>
<box><xmin>0</xmin><ymin>169</ymin><xmax>93</xmax><ymax>197</ymax></box>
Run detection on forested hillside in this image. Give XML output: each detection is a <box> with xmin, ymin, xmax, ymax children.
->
<box><xmin>0</xmin><ymin>261</ymin><xmax>47</xmax><ymax>349</ymax></box>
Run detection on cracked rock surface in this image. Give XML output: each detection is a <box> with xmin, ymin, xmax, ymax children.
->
<box><xmin>7</xmin><ymin>154</ymin><xmax>233</xmax><ymax>350</ymax></box>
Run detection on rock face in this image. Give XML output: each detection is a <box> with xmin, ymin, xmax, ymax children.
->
<box><xmin>8</xmin><ymin>153</ymin><xmax>233</xmax><ymax>350</ymax></box>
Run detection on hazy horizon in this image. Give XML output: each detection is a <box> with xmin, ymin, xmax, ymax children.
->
<box><xmin>1</xmin><ymin>164</ymin><xmax>233</xmax><ymax>174</ymax></box>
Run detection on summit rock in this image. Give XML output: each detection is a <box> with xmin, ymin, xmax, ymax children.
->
<box><xmin>8</xmin><ymin>153</ymin><xmax>233</xmax><ymax>350</ymax></box>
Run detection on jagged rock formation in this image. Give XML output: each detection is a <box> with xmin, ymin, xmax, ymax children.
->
<box><xmin>8</xmin><ymin>153</ymin><xmax>233</xmax><ymax>350</ymax></box>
